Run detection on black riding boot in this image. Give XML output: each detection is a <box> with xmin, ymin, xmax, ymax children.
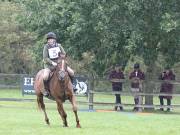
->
<box><xmin>69</xmin><ymin>75</ymin><xmax>73</xmax><ymax>83</ymax></box>
<box><xmin>43</xmin><ymin>80</ymin><xmax>50</xmax><ymax>97</ymax></box>
<box><xmin>69</xmin><ymin>75</ymin><xmax>76</xmax><ymax>92</ymax></box>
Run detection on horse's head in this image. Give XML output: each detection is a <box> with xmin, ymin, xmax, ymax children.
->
<box><xmin>56</xmin><ymin>55</ymin><xmax>68</xmax><ymax>81</ymax></box>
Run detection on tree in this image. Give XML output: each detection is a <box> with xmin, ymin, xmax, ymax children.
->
<box><xmin>0</xmin><ymin>1</ymin><xmax>36</xmax><ymax>73</ymax></box>
<box><xmin>18</xmin><ymin>0</ymin><xmax>180</xmax><ymax>79</ymax></box>
<box><xmin>124</xmin><ymin>0</ymin><xmax>180</xmax><ymax>107</ymax></box>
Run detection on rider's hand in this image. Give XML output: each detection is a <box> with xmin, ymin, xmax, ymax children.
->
<box><xmin>52</xmin><ymin>61</ymin><xmax>57</xmax><ymax>66</ymax></box>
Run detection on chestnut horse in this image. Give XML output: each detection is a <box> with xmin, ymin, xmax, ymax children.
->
<box><xmin>34</xmin><ymin>56</ymin><xmax>81</xmax><ymax>128</ymax></box>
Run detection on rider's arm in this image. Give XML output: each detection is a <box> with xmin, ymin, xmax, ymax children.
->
<box><xmin>43</xmin><ymin>45</ymin><xmax>54</xmax><ymax>65</ymax></box>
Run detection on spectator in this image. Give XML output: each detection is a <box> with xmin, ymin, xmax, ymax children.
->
<box><xmin>129</xmin><ymin>63</ymin><xmax>145</xmax><ymax>112</ymax></box>
<box><xmin>109</xmin><ymin>64</ymin><xmax>125</xmax><ymax>111</ymax></box>
<box><xmin>159</xmin><ymin>67</ymin><xmax>175</xmax><ymax>111</ymax></box>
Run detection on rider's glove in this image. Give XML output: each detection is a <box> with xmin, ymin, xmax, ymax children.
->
<box><xmin>52</xmin><ymin>61</ymin><xmax>57</xmax><ymax>66</ymax></box>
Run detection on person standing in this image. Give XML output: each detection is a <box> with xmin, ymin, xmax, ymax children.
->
<box><xmin>129</xmin><ymin>63</ymin><xmax>145</xmax><ymax>112</ymax></box>
<box><xmin>109</xmin><ymin>64</ymin><xmax>125</xmax><ymax>111</ymax></box>
<box><xmin>159</xmin><ymin>67</ymin><xmax>175</xmax><ymax>111</ymax></box>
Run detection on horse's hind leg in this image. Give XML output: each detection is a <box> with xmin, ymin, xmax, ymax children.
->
<box><xmin>37</xmin><ymin>94</ymin><xmax>50</xmax><ymax>125</ymax></box>
<box><xmin>56</xmin><ymin>99</ymin><xmax>68</xmax><ymax>127</ymax></box>
<box><xmin>70</xmin><ymin>95</ymin><xmax>81</xmax><ymax>128</ymax></box>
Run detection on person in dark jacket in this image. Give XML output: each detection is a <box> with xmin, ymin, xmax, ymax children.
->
<box><xmin>159</xmin><ymin>67</ymin><xmax>175</xmax><ymax>111</ymax></box>
<box><xmin>129</xmin><ymin>63</ymin><xmax>145</xmax><ymax>112</ymax></box>
<box><xmin>109</xmin><ymin>64</ymin><xmax>125</xmax><ymax>111</ymax></box>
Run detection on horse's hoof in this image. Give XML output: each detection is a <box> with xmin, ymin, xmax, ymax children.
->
<box><xmin>76</xmin><ymin>124</ymin><xmax>81</xmax><ymax>128</ymax></box>
<box><xmin>46</xmin><ymin>120</ymin><xmax>50</xmax><ymax>125</ymax></box>
<box><xmin>63</xmin><ymin>125</ymin><xmax>68</xmax><ymax>127</ymax></box>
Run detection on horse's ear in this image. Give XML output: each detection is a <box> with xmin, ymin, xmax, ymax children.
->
<box><xmin>59</xmin><ymin>53</ymin><xmax>66</xmax><ymax>59</ymax></box>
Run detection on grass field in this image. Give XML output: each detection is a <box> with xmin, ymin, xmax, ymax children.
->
<box><xmin>0</xmin><ymin>89</ymin><xmax>180</xmax><ymax>135</ymax></box>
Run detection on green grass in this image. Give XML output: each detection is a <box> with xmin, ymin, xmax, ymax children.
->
<box><xmin>0</xmin><ymin>89</ymin><xmax>180</xmax><ymax>135</ymax></box>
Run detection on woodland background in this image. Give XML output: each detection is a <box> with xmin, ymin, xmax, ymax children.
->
<box><xmin>0</xmin><ymin>0</ymin><xmax>180</xmax><ymax>106</ymax></box>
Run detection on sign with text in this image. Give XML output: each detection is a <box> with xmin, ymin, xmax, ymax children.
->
<box><xmin>21</xmin><ymin>75</ymin><xmax>89</xmax><ymax>96</ymax></box>
<box><xmin>22</xmin><ymin>76</ymin><xmax>35</xmax><ymax>95</ymax></box>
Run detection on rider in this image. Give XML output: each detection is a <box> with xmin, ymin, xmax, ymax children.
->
<box><xmin>43</xmin><ymin>32</ymin><xmax>74</xmax><ymax>97</ymax></box>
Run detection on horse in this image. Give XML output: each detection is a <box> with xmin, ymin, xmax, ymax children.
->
<box><xmin>34</xmin><ymin>56</ymin><xmax>81</xmax><ymax>128</ymax></box>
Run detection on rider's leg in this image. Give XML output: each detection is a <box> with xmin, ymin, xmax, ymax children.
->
<box><xmin>43</xmin><ymin>68</ymin><xmax>51</xmax><ymax>96</ymax></box>
<box><xmin>67</xmin><ymin>66</ymin><xmax>76</xmax><ymax>90</ymax></box>
<box><xmin>67</xmin><ymin>66</ymin><xmax>76</xmax><ymax>91</ymax></box>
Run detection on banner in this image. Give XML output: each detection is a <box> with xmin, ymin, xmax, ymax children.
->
<box><xmin>21</xmin><ymin>76</ymin><xmax>35</xmax><ymax>95</ymax></box>
<box><xmin>72</xmin><ymin>76</ymin><xmax>89</xmax><ymax>95</ymax></box>
<box><xmin>21</xmin><ymin>75</ymin><xmax>89</xmax><ymax>96</ymax></box>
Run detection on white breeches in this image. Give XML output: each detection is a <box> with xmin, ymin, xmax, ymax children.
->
<box><xmin>67</xmin><ymin>66</ymin><xmax>74</xmax><ymax>76</ymax></box>
<box><xmin>43</xmin><ymin>68</ymin><xmax>51</xmax><ymax>81</ymax></box>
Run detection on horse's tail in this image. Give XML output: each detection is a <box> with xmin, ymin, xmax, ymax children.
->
<box><xmin>34</xmin><ymin>69</ymin><xmax>45</xmax><ymax>111</ymax></box>
<box><xmin>37</xmin><ymin>98</ymin><xmax>41</xmax><ymax>110</ymax></box>
<box><xmin>37</xmin><ymin>96</ymin><xmax>44</xmax><ymax>111</ymax></box>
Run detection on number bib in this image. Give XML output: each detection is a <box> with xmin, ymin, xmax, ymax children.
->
<box><xmin>48</xmin><ymin>47</ymin><xmax>61</xmax><ymax>59</ymax></box>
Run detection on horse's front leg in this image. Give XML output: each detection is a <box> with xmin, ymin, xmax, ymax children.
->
<box><xmin>37</xmin><ymin>94</ymin><xmax>50</xmax><ymax>125</ymax></box>
<box><xmin>56</xmin><ymin>99</ymin><xmax>68</xmax><ymax>127</ymax></box>
<box><xmin>70</xmin><ymin>95</ymin><xmax>81</xmax><ymax>128</ymax></box>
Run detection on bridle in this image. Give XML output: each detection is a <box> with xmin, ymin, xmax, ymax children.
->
<box><xmin>56</xmin><ymin>57</ymin><xmax>68</xmax><ymax>81</ymax></box>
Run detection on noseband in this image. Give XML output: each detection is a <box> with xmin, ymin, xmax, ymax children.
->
<box><xmin>57</xmin><ymin>58</ymin><xmax>67</xmax><ymax>81</ymax></box>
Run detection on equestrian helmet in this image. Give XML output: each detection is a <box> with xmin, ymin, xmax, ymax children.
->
<box><xmin>47</xmin><ymin>32</ymin><xmax>57</xmax><ymax>40</ymax></box>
